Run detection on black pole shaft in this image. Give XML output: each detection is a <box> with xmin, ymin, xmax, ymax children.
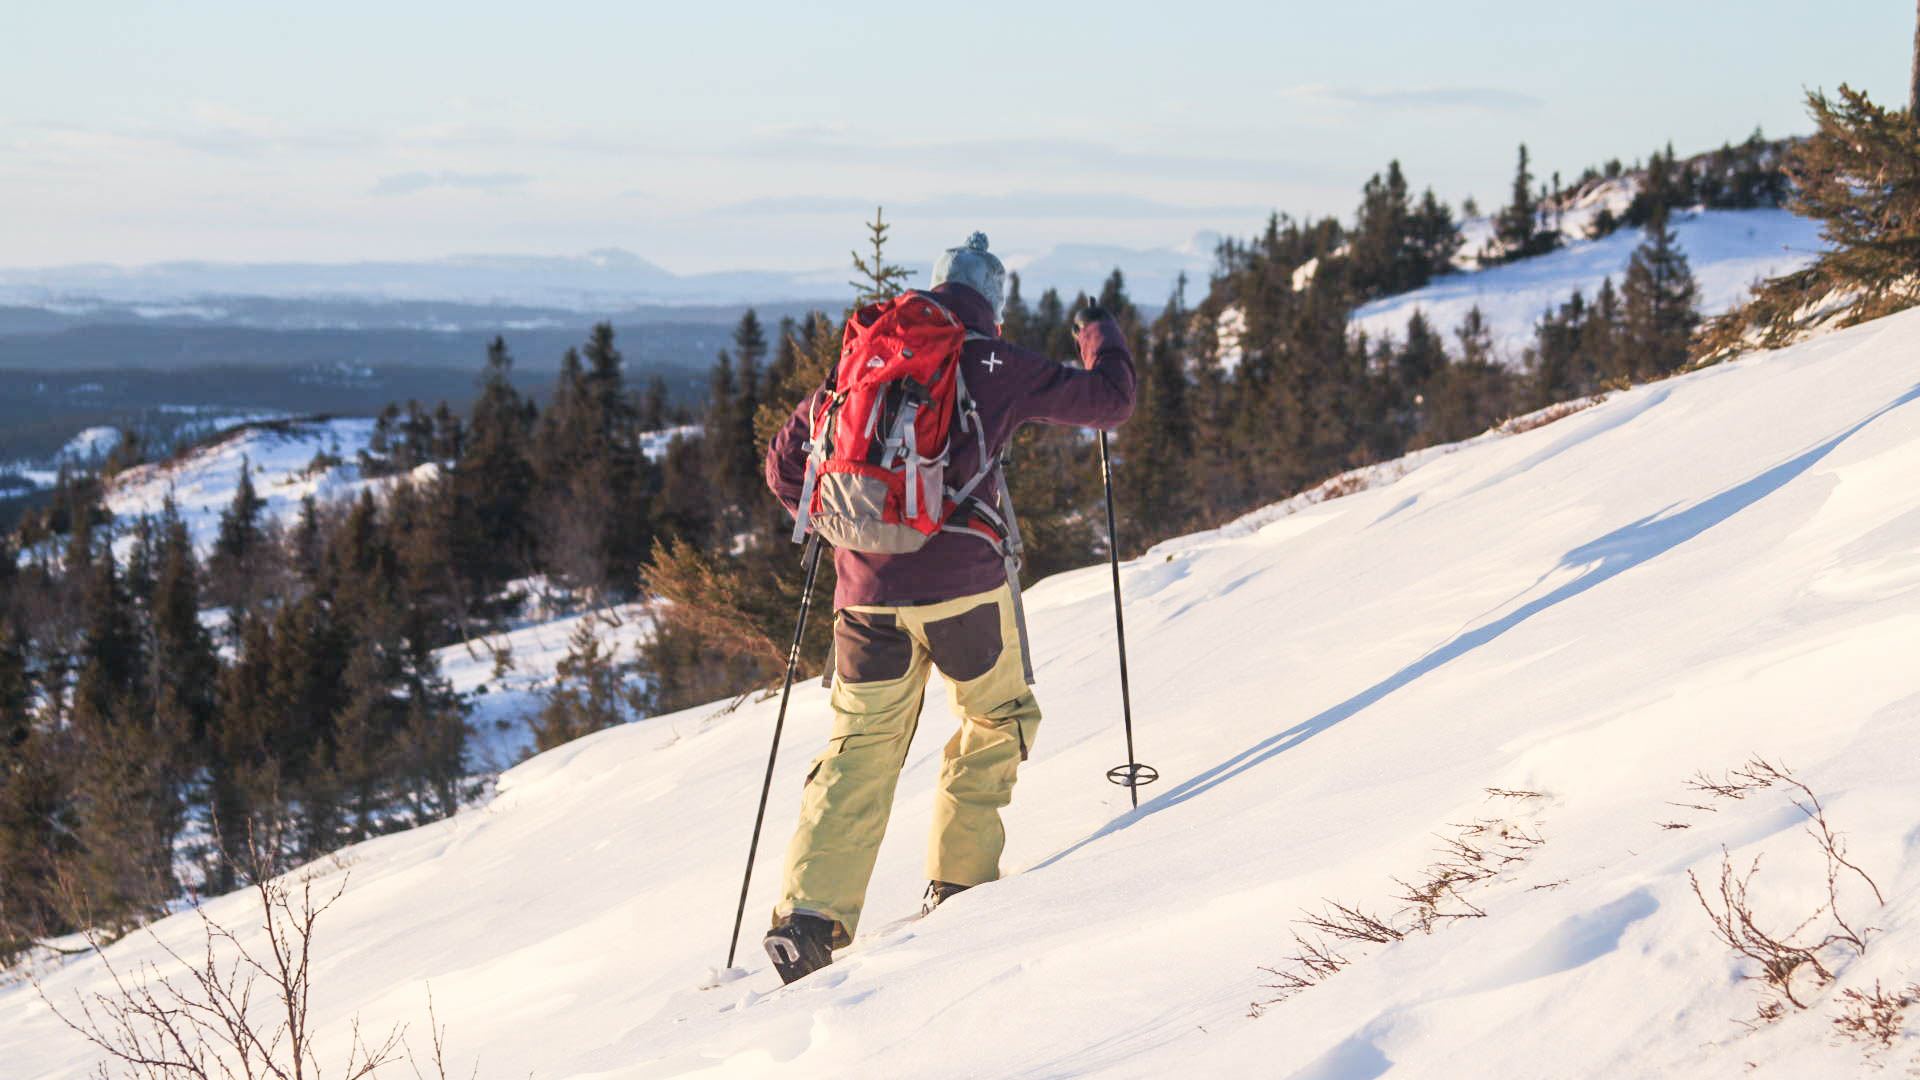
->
<box><xmin>1098</xmin><ymin>431</ymin><xmax>1140</xmax><ymax>809</ymax></box>
<box><xmin>726</xmin><ymin>535</ymin><xmax>825</xmax><ymax>969</ymax></box>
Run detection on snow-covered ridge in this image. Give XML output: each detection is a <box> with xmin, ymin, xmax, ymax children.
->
<box><xmin>101</xmin><ymin>417</ymin><xmax>382</xmax><ymax>555</ymax></box>
<box><xmin>1354</xmin><ymin>207</ymin><xmax>1826</xmax><ymax>357</ymax></box>
<box><xmin>98</xmin><ymin>417</ymin><xmax>701</xmax><ymax>559</ymax></box>
<box><xmin>8</xmin><ymin>309</ymin><xmax>1920</xmax><ymax>1077</ymax></box>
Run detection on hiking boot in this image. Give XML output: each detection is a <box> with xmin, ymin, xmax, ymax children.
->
<box><xmin>921</xmin><ymin>880</ymin><xmax>971</xmax><ymax>917</ymax></box>
<box><xmin>764</xmin><ymin>913</ymin><xmax>836</xmax><ymax>985</ymax></box>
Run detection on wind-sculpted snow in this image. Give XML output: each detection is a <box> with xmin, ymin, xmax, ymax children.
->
<box><xmin>7</xmin><ymin>311</ymin><xmax>1920</xmax><ymax>1078</ymax></box>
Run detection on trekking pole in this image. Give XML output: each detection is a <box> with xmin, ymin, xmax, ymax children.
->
<box><xmin>1098</xmin><ymin>431</ymin><xmax>1156</xmax><ymax>808</ymax></box>
<box><xmin>725</xmin><ymin>534</ymin><xmax>825</xmax><ymax>969</ymax></box>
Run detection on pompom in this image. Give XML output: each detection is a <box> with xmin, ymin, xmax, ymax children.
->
<box><xmin>965</xmin><ymin>231</ymin><xmax>990</xmax><ymax>252</ymax></box>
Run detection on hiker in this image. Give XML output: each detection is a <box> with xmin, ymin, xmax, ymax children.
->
<box><xmin>760</xmin><ymin>233</ymin><xmax>1136</xmax><ymax>982</ymax></box>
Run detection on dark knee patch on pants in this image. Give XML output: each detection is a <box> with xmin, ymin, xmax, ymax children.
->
<box><xmin>924</xmin><ymin>602</ymin><xmax>1003</xmax><ymax>681</ymax></box>
<box><xmin>836</xmin><ymin>610</ymin><xmax>912</xmax><ymax>683</ymax></box>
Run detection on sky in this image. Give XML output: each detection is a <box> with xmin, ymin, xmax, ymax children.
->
<box><xmin>1</xmin><ymin>1</ymin><xmax>1910</xmax><ymax>275</ymax></box>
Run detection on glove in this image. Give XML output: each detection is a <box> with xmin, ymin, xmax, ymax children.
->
<box><xmin>1073</xmin><ymin>304</ymin><xmax>1109</xmax><ymax>331</ymax></box>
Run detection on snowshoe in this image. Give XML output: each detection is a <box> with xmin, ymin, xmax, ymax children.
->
<box><xmin>764</xmin><ymin>913</ymin><xmax>835</xmax><ymax>985</ymax></box>
<box><xmin>920</xmin><ymin>880</ymin><xmax>971</xmax><ymax>917</ymax></box>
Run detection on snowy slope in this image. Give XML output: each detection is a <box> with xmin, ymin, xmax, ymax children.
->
<box><xmin>9</xmin><ymin>309</ymin><xmax>1920</xmax><ymax>1078</ymax></box>
<box><xmin>1354</xmin><ymin>208</ymin><xmax>1826</xmax><ymax>358</ymax></box>
<box><xmin>445</xmin><ymin>600</ymin><xmax>655</xmax><ymax>774</ymax></box>
<box><xmin>101</xmin><ymin>418</ymin><xmax>382</xmax><ymax>554</ymax></box>
<box><xmin>98</xmin><ymin>418</ymin><xmax>699</xmax><ymax>559</ymax></box>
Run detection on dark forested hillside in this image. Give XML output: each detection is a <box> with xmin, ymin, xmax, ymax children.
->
<box><xmin>1</xmin><ymin>127</ymin><xmax>1808</xmax><ymax>959</ymax></box>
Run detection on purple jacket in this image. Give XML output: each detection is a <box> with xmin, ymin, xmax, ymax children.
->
<box><xmin>766</xmin><ymin>282</ymin><xmax>1136</xmax><ymax>609</ymax></box>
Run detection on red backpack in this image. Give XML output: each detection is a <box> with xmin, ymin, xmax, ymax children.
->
<box><xmin>790</xmin><ymin>290</ymin><xmax>1035</xmax><ymax>682</ymax></box>
<box><xmin>790</xmin><ymin>291</ymin><xmax>1013</xmax><ymax>554</ymax></box>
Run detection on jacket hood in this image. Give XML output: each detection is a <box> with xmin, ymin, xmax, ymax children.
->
<box><xmin>929</xmin><ymin>282</ymin><xmax>998</xmax><ymax>336</ymax></box>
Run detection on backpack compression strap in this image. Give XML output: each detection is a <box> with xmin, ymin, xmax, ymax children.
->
<box><xmin>939</xmin><ymin>459</ymin><xmax>1034</xmax><ymax>685</ymax></box>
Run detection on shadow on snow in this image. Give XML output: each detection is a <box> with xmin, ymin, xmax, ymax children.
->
<box><xmin>1032</xmin><ymin>383</ymin><xmax>1920</xmax><ymax>873</ymax></box>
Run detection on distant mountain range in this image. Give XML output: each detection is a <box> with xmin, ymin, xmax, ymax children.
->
<box><xmin>0</xmin><ymin>235</ymin><xmax>1220</xmax><ymax>326</ymax></box>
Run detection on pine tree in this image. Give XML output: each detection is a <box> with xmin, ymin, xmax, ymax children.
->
<box><xmin>1424</xmin><ymin>306</ymin><xmax>1518</xmax><ymax>444</ymax></box>
<box><xmin>1586</xmin><ymin>277</ymin><xmax>1627</xmax><ymax>384</ymax></box>
<box><xmin>1001</xmin><ymin>273</ymin><xmax>1032</xmax><ymax>343</ymax></box>
<box><xmin>640</xmin><ymin>375</ymin><xmax>669</xmax><ymax>431</ymax></box>
<box><xmin>1788</xmin><ymin>85</ymin><xmax>1920</xmax><ymax>319</ymax></box>
<box><xmin>1527</xmin><ymin>290</ymin><xmax>1591</xmax><ymax>407</ymax></box>
<box><xmin>1349</xmin><ymin>162</ymin><xmax>1455</xmax><ymax>296</ymax></box>
<box><xmin>1620</xmin><ymin>206</ymin><xmax>1701</xmax><ymax>378</ymax></box>
<box><xmin>532</xmin><ymin>618</ymin><xmax>632</xmax><ymax>752</ymax></box>
<box><xmin>208</xmin><ymin>458</ymin><xmax>267</xmax><ymax>608</ymax></box>
<box><xmin>150</xmin><ymin>505</ymin><xmax>218</xmax><ymax>748</ymax></box>
<box><xmin>1493</xmin><ymin>144</ymin><xmax>1555</xmax><ymax>260</ymax></box>
<box><xmin>703</xmin><ymin>348</ymin><xmax>742</xmax><ymax>520</ymax></box>
<box><xmin>850</xmin><ymin>206</ymin><xmax>912</xmax><ymax>305</ymax></box>
<box><xmin>1412</xmin><ymin>188</ymin><xmax>1462</xmax><ymax>279</ymax></box>
<box><xmin>726</xmin><ymin>310</ymin><xmax>768</xmax><ymax>503</ymax></box>
<box><xmin>1119</xmin><ymin>278</ymin><xmax>1197</xmax><ymax>535</ymax></box>
<box><xmin>453</xmin><ymin>336</ymin><xmax>536</xmax><ymax>589</ymax></box>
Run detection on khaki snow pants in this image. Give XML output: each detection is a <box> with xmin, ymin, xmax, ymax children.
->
<box><xmin>774</xmin><ymin>582</ymin><xmax>1039</xmax><ymax>944</ymax></box>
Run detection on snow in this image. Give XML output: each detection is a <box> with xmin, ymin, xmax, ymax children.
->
<box><xmin>100</xmin><ymin>418</ymin><xmax>380</xmax><ymax>555</ymax></box>
<box><xmin>1354</xmin><ymin>208</ymin><xmax>1827</xmax><ymax>359</ymax></box>
<box><xmin>55</xmin><ymin>426</ymin><xmax>122</xmax><ymax>463</ymax></box>
<box><xmin>440</xmin><ymin>600</ymin><xmax>654</xmax><ymax>774</ymax></box>
<box><xmin>641</xmin><ymin>424</ymin><xmax>702</xmax><ymax>462</ymax></box>
<box><xmin>9</xmin><ymin>308</ymin><xmax>1920</xmax><ymax>1077</ymax></box>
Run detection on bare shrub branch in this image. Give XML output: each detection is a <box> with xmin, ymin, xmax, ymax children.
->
<box><xmin>32</xmin><ymin>857</ymin><xmax>465</xmax><ymax>1080</ymax></box>
<box><xmin>1683</xmin><ymin>758</ymin><xmax>1887</xmax><ymax>1025</ymax></box>
<box><xmin>1256</xmin><ymin>809</ymin><xmax>1549</xmax><ymax>1014</ymax></box>
<box><xmin>1831</xmin><ymin>981</ymin><xmax>1918</xmax><ymax>1049</ymax></box>
<box><xmin>1298</xmin><ymin>901</ymin><xmax>1405</xmax><ymax>945</ymax></box>
<box><xmin>1483</xmin><ymin>787</ymin><xmax>1547</xmax><ymax>800</ymax></box>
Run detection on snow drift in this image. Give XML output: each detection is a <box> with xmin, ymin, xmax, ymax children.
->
<box><xmin>7</xmin><ymin>308</ymin><xmax>1920</xmax><ymax>1078</ymax></box>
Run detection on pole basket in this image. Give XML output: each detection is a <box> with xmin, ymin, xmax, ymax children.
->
<box><xmin>1106</xmin><ymin>762</ymin><xmax>1159</xmax><ymax>789</ymax></box>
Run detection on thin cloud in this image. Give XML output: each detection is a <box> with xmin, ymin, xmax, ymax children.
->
<box><xmin>737</xmin><ymin>131</ymin><xmax>1328</xmax><ymax>185</ymax></box>
<box><xmin>371</xmin><ymin>170</ymin><xmax>533</xmax><ymax>196</ymax></box>
<box><xmin>719</xmin><ymin>191</ymin><xmax>1263</xmax><ymax>220</ymax></box>
<box><xmin>1284</xmin><ymin>84</ymin><xmax>1542</xmax><ymax>112</ymax></box>
<box><xmin>1335</xmin><ymin>86</ymin><xmax>1543</xmax><ymax>110</ymax></box>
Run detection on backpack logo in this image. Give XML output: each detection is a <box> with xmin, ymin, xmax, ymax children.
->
<box><xmin>982</xmin><ymin>352</ymin><xmax>1002</xmax><ymax>372</ymax></box>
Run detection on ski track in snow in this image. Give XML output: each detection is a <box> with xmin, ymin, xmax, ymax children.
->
<box><xmin>7</xmin><ymin>311</ymin><xmax>1920</xmax><ymax>1077</ymax></box>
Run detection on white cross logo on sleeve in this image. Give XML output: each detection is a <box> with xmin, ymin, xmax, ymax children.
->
<box><xmin>982</xmin><ymin>351</ymin><xmax>1002</xmax><ymax>372</ymax></box>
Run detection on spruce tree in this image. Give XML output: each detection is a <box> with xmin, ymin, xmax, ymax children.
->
<box><xmin>1788</xmin><ymin>85</ymin><xmax>1920</xmax><ymax>320</ymax></box>
<box><xmin>1586</xmin><ymin>277</ymin><xmax>1627</xmax><ymax>384</ymax></box>
<box><xmin>455</xmin><ymin>336</ymin><xmax>536</xmax><ymax>589</ymax></box>
<box><xmin>1620</xmin><ymin>206</ymin><xmax>1700</xmax><ymax>377</ymax></box>
<box><xmin>208</xmin><ymin>458</ymin><xmax>268</xmax><ymax>608</ymax></box>
<box><xmin>150</xmin><ymin>505</ymin><xmax>218</xmax><ymax>757</ymax></box>
<box><xmin>1494</xmin><ymin>144</ymin><xmax>1543</xmax><ymax>258</ymax></box>
<box><xmin>1424</xmin><ymin>307</ymin><xmax>1518</xmax><ymax>444</ymax></box>
<box><xmin>640</xmin><ymin>375</ymin><xmax>670</xmax><ymax>432</ymax></box>
<box><xmin>532</xmin><ymin>618</ymin><xmax>630</xmax><ymax>752</ymax></box>
<box><xmin>726</xmin><ymin>310</ymin><xmax>768</xmax><ymax>502</ymax></box>
<box><xmin>1001</xmin><ymin>273</ymin><xmax>1032</xmax><ymax>343</ymax></box>
<box><xmin>1119</xmin><ymin>278</ymin><xmax>1197</xmax><ymax>536</ymax></box>
<box><xmin>850</xmin><ymin>206</ymin><xmax>912</xmax><ymax>304</ymax></box>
